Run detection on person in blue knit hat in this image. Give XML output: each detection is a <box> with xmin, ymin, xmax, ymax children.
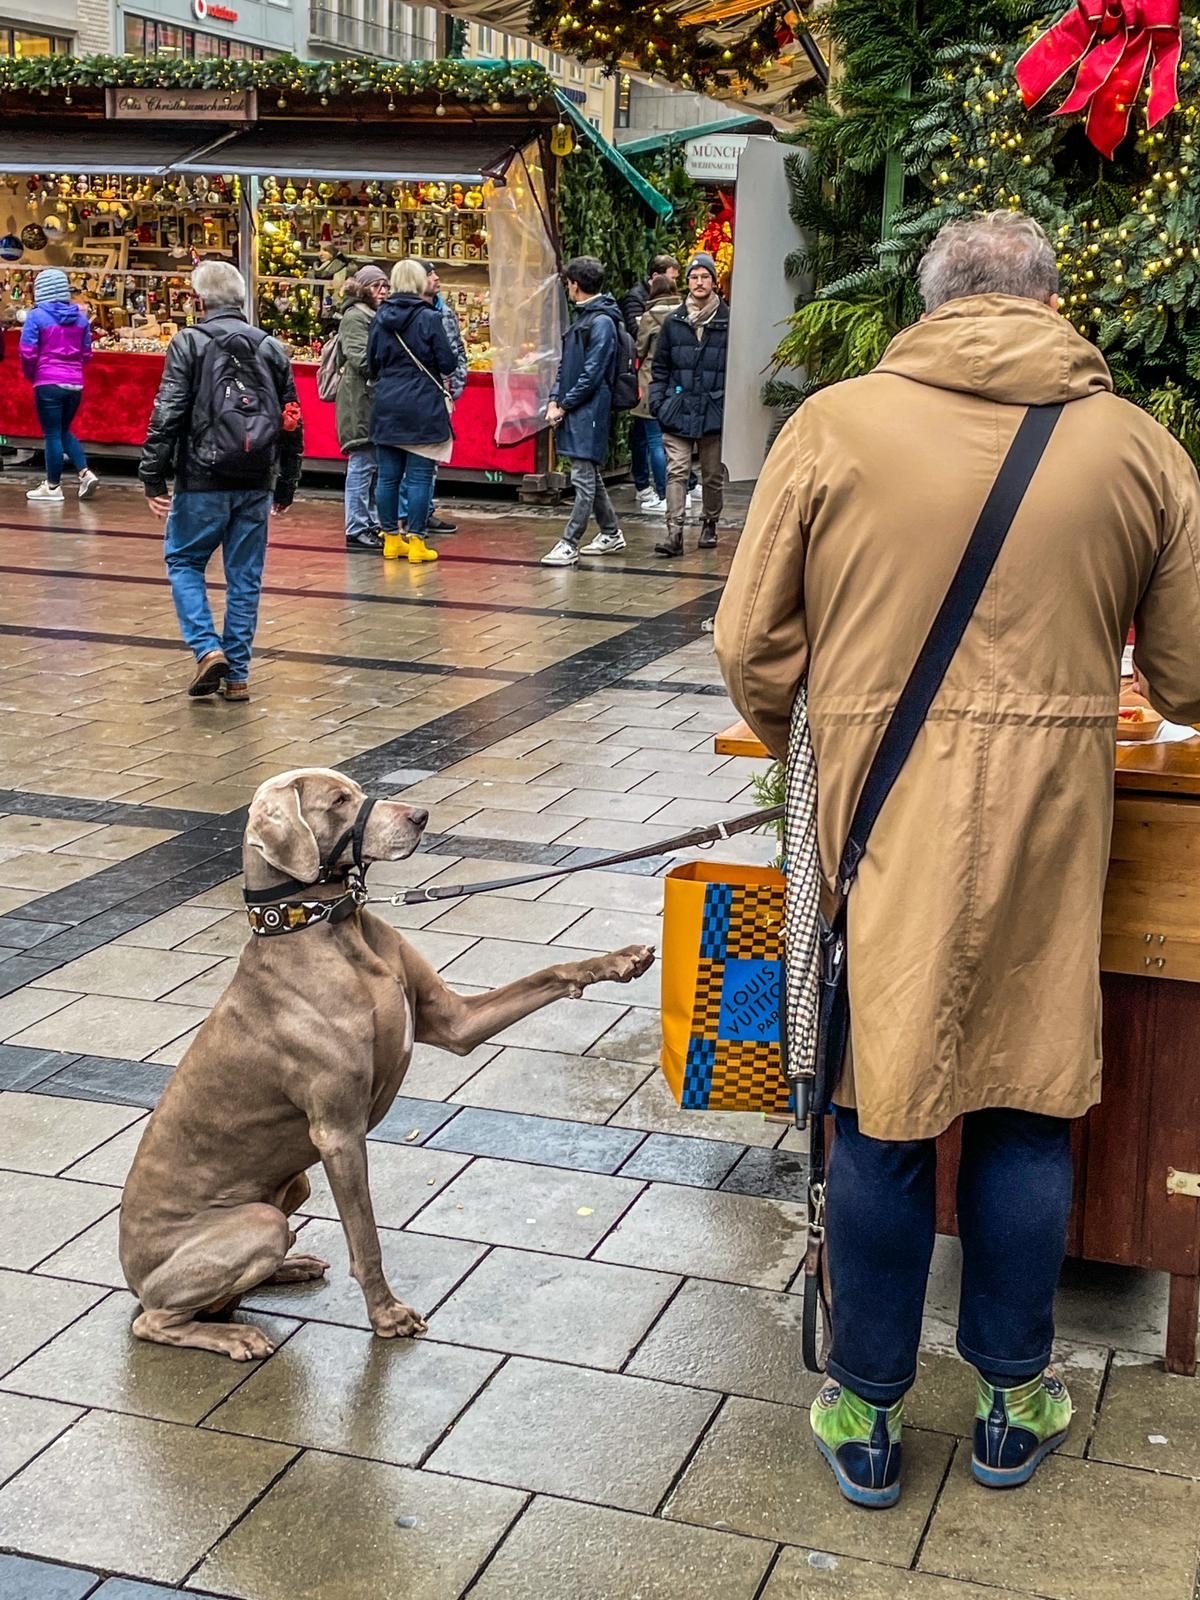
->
<box><xmin>19</xmin><ymin>268</ymin><xmax>99</xmax><ymax>503</ymax></box>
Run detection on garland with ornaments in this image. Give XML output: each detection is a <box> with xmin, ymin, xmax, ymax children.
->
<box><xmin>527</xmin><ymin>1</ymin><xmax>806</xmax><ymax>90</ymax></box>
<box><xmin>0</xmin><ymin>53</ymin><xmax>556</xmax><ymax>112</ymax></box>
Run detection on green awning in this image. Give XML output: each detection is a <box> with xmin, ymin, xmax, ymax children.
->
<box><xmin>616</xmin><ymin>114</ymin><xmax>770</xmax><ymax>159</ymax></box>
<box><xmin>553</xmin><ymin>92</ymin><xmax>672</xmax><ymax>219</ymax></box>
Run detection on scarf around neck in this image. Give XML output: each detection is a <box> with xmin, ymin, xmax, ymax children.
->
<box><xmin>685</xmin><ymin>293</ymin><xmax>720</xmax><ymax>337</ymax></box>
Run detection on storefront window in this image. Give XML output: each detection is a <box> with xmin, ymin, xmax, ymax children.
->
<box><xmin>0</xmin><ymin>26</ymin><xmax>71</xmax><ymax>54</ymax></box>
<box><xmin>123</xmin><ymin>15</ymin><xmax>277</xmax><ymax>58</ymax></box>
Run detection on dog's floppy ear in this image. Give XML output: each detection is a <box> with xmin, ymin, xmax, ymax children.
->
<box><xmin>246</xmin><ymin>782</ymin><xmax>320</xmax><ymax>883</ymax></box>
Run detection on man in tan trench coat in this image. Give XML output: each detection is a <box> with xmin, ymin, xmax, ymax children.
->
<box><xmin>715</xmin><ymin>212</ymin><xmax>1200</xmax><ymax>1509</ymax></box>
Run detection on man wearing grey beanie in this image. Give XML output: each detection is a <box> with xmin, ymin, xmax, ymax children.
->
<box><xmin>19</xmin><ymin>268</ymin><xmax>99</xmax><ymax>503</ymax></box>
<box><xmin>648</xmin><ymin>252</ymin><xmax>729</xmax><ymax>558</ymax></box>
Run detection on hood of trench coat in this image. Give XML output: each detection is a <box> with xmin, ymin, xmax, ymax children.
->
<box><xmin>715</xmin><ymin>294</ymin><xmax>1200</xmax><ymax>1140</ymax></box>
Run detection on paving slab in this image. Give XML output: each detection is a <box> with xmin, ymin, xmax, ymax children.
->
<box><xmin>627</xmin><ymin>1278</ymin><xmax>824</xmax><ymax>1407</ymax></box>
<box><xmin>469</xmin><ymin>1496</ymin><xmax>772</xmax><ymax>1600</ymax></box>
<box><xmin>618</xmin><ymin>1131</ymin><xmax>745</xmax><ymax>1188</ymax></box>
<box><xmin>241</xmin><ymin>1218</ymin><xmax>484</xmax><ymax>1328</ymax></box>
<box><xmin>0</xmin><ymin>1392</ymin><xmax>84</xmax><ymax>1490</ymax></box>
<box><xmin>0</xmin><ymin>1092</ymin><xmax>143</xmax><ymax>1176</ymax></box>
<box><xmin>0</xmin><ymin>1272</ymin><xmax>106</xmax><ymax>1379</ymax></box>
<box><xmin>205</xmin><ymin>1320</ymin><xmax>499</xmax><ymax>1465</ymax></box>
<box><xmin>298</xmin><ymin>1142</ymin><xmax>469</xmax><ymax>1229</ymax></box>
<box><xmin>1</xmin><ymin>1291</ymin><xmax>298</xmax><ymax>1425</ymax></box>
<box><xmin>427</xmin><ymin>1105</ymin><xmax>643</xmax><ymax>1174</ymax></box>
<box><xmin>34</xmin><ymin>1211</ymin><xmax>126</xmax><ymax>1290</ymax></box>
<box><xmin>905</xmin><ymin>1346</ymin><xmax>1104</xmax><ymax>1460</ymax></box>
<box><xmin>0</xmin><ymin>1172</ymin><xmax>118</xmax><ymax>1271</ymax></box>
<box><xmin>1090</xmin><ymin>1355</ymin><xmax>1200</xmax><ymax>1478</ymax></box>
<box><xmin>448</xmin><ymin>1045</ymin><xmax>650</xmax><ymax>1123</ymax></box>
<box><xmin>0</xmin><ymin>1553</ymin><xmax>98</xmax><ymax>1600</ymax></box>
<box><xmin>761</xmin><ymin>1547</ymin><xmax>1028</xmax><ymax>1599</ymax></box>
<box><xmin>921</xmin><ymin>1447</ymin><xmax>1200</xmax><ymax>1599</ymax></box>
<box><xmin>410</xmin><ymin>1157</ymin><xmax>643</xmax><ymax>1256</ymax></box>
<box><xmin>0</xmin><ymin>1410</ymin><xmax>295</xmax><ymax>1584</ymax></box>
<box><xmin>595</xmin><ymin>1182</ymin><xmax>806</xmax><ymax>1290</ymax></box>
<box><xmin>427</xmin><ymin>1247</ymin><xmax>678</xmax><ymax>1370</ymax></box>
<box><xmin>427</xmin><ymin>1355</ymin><xmax>718</xmax><ymax>1512</ymax></box>
<box><xmin>608</xmin><ymin>1068</ymin><xmax>785</xmax><ymax>1147</ymax></box>
<box><xmin>191</xmin><ymin>1451</ymin><xmax>524</xmax><ymax>1600</ymax></box>
<box><xmin>665</xmin><ymin>1396</ymin><xmax>954</xmax><ymax>1566</ymax></box>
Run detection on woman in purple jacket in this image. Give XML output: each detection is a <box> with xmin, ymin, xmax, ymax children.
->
<box><xmin>19</xmin><ymin>268</ymin><xmax>99</xmax><ymax>502</ymax></box>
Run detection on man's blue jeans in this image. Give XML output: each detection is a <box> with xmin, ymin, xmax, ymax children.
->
<box><xmin>630</xmin><ymin>416</ymin><xmax>651</xmax><ymax>492</ymax></box>
<box><xmin>344</xmin><ymin>445</ymin><xmax>378</xmax><ymax>538</ymax></box>
<box><xmin>642</xmin><ymin>418</ymin><xmax>668</xmax><ymax>500</ymax></box>
<box><xmin>377</xmin><ymin>445</ymin><xmax>436</xmax><ymax>536</ymax></box>
<box><xmin>34</xmin><ymin>384</ymin><xmax>87</xmax><ymax>487</ymax></box>
<box><xmin>825</xmin><ymin>1105</ymin><xmax>1074</xmax><ymax>1407</ymax></box>
<box><xmin>164</xmin><ymin>489</ymin><xmax>271</xmax><ymax>684</ymax></box>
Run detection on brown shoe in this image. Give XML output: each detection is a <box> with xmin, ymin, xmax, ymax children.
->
<box><xmin>188</xmin><ymin>649</ymin><xmax>228</xmax><ymax>698</ymax></box>
<box><xmin>221</xmin><ymin>680</ymin><xmax>250</xmax><ymax>702</ymax></box>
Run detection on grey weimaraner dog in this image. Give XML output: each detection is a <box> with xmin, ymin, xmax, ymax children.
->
<box><xmin>120</xmin><ymin>768</ymin><xmax>655</xmax><ymax>1359</ymax></box>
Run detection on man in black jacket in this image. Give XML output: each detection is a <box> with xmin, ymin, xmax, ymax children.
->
<box><xmin>622</xmin><ymin>254</ymin><xmax>679</xmax><ymax>511</ymax></box>
<box><xmin>649</xmin><ymin>252</ymin><xmax>729</xmax><ymax>558</ymax></box>
<box><xmin>140</xmin><ymin>261</ymin><xmax>302</xmax><ymax>701</ymax></box>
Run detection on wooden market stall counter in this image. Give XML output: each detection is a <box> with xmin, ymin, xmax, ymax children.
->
<box><xmin>0</xmin><ymin>330</ymin><xmax>537</xmax><ymax>477</ymax></box>
<box><xmin>716</xmin><ymin>719</ymin><xmax>1200</xmax><ymax>1375</ymax></box>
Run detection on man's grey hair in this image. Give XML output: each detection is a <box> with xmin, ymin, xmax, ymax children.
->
<box><xmin>192</xmin><ymin>259</ymin><xmax>246</xmax><ymax>309</ymax></box>
<box><xmin>917</xmin><ymin>211</ymin><xmax>1059</xmax><ymax>313</ymax></box>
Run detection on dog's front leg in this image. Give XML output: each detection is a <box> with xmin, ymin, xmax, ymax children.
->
<box><xmin>309</xmin><ymin>1127</ymin><xmax>427</xmax><ymax>1338</ymax></box>
<box><xmin>414</xmin><ymin>943</ymin><xmax>656</xmax><ymax>1056</ymax></box>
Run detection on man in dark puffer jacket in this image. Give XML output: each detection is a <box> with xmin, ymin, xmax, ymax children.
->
<box><xmin>649</xmin><ymin>252</ymin><xmax>729</xmax><ymax>558</ymax></box>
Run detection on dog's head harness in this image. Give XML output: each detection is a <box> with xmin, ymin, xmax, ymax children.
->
<box><xmin>243</xmin><ymin>796</ymin><xmax>377</xmax><ymax>937</ymax></box>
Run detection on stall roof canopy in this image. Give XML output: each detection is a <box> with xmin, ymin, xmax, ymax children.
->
<box><xmin>552</xmin><ymin>93</ymin><xmax>672</xmax><ymax>219</ymax></box>
<box><xmin>0</xmin><ymin>123</ymin><xmax>226</xmax><ymax>176</ymax></box>
<box><xmin>177</xmin><ymin>123</ymin><xmax>530</xmax><ymax>182</ymax></box>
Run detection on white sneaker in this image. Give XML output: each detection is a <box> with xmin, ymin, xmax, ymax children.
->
<box><xmin>27</xmin><ymin>482</ymin><xmax>64</xmax><ymax>502</ymax></box>
<box><xmin>541</xmin><ymin>539</ymin><xmax>579</xmax><ymax>567</ymax></box>
<box><xmin>637</xmin><ymin>487</ymin><xmax>657</xmax><ymax>507</ymax></box>
<box><xmin>581</xmin><ymin>529</ymin><xmax>627</xmax><ymax>555</ymax></box>
<box><xmin>78</xmin><ymin>468</ymin><xmax>99</xmax><ymax>500</ymax></box>
<box><xmin>685</xmin><ymin>489</ymin><xmax>696</xmax><ymax>514</ymax></box>
<box><xmin>639</xmin><ymin>495</ymin><xmax>667</xmax><ymax>515</ymax></box>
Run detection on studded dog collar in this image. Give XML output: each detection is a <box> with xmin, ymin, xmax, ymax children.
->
<box><xmin>245</xmin><ymin>877</ymin><xmax>367</xmax><ymax>937</ymax></box>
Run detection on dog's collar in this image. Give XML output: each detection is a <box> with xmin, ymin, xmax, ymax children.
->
<box><xmin>245</xmin><ymin>875</ymin><xmax>367</xmax><ymax>937</ymax></box>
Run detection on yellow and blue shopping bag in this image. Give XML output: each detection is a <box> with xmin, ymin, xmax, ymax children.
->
<box><xmin>660</xmin><ymin>860</ymin><xmax>792</xmax><ymax>1115</ymax></box>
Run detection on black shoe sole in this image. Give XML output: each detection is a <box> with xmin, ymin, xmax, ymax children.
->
<box><xmin>345</xmin><ymin>541</ymin><xmax>383</xmax><ymax>551</ymax></box>
<box><xmin>654</xmin><ymin>545</ymin><xmax>683</xmax><ymax>559</ymax></box>
<box><xmin>188</xmin><ymin>657</ymin><xmax>228</xmax><ymax>697</ymax></box>
<box><xmin>425</xmin><ymin>523</ymin><xmax>458</xmax><ymax>535</ymax></box>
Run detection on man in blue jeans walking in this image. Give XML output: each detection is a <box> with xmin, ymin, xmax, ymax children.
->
<box><xmin>140</xmin><ymin>261</ymin><xmax>302</xmax><ymax>702</ymax></box>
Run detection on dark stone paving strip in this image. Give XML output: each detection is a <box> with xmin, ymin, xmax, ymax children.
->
<box><xmin>620</xmin><ymin>677</ymin><xmax>729</xmax><ymax>697</ymax></box>
<box><xmin>0</xmin><ymin>789</ymin><xmax>212</xmax><ymax>831</ymax></box>
<box><xmin>0</xmin><ymin>520</ymin><xmax>727</xmax><ymax>585</ymax></box>
<box><xmin>0</xmin><ymin>590</ymin><xmax>718</xmax><ymax>991</ymax></box>
<box><xmin>0</xmin><ymin>622</ymin><xmax>523</xmax><ymax>683</ymax></box>
<box><xmin>0</xmin><ymin>558</ymin><xmax>638</xmax><ymax>626</ymax></box>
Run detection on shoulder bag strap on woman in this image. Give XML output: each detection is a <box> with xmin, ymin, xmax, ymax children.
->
<box><xmin>394</xmin><ymin>330</ymin><xmax>453</xmax><ymax>414</ymax></box>
<box><xmin>801</xmin><ymin>400</ymin><xmax>1064</xmax><ymax>1374</ymax></box>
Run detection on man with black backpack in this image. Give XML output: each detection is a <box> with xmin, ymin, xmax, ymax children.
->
<box><xmin>541</xmin><ymin>255</ymin><xmax>637</xmax><ymax>568</ymax></box>
<box><xmin>140</xmin><ymin>261</ymin><xmax>303</xmax><ymax>701</ymax></box>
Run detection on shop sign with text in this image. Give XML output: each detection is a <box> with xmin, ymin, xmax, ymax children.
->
<box><xmin>684</xmin><ymin>133</ymin><xmax>750</xmax><ymax>183</ymax></box>
<box><xmin>106</xmin><ymin>87</ymin><xmax>257</xmax><ymax>121</ymax></box>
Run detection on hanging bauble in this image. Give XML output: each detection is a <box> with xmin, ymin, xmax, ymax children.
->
<box><xmin>20</xmin><ymin>223</ymin><xmax>46</xmax><ymax>250</ymax></box>
<box><xmin>0</xmin><ymin>234</ymin><xmax>22</xmax><ymax>261</ymax></box>
<box><xmin>550</xmin><ymin>121</ymin><xmax>575</xmax><ymax>157</ymax></box>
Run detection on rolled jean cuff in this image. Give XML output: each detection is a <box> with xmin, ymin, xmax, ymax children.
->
<box><xmin>956</xmin><ymin>1334</ymin><xmax>1052</xmax><ymax>1390</ymax></box>
<box><xmin>824</xmin><ymin>1355</ymin><xmax>916</xmax><ymax>1410</ymax></box>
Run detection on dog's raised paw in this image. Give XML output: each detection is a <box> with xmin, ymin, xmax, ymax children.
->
<box><xmin>370</xmin><ymin>1299</ymin><xmax>428</xmax><ymax>1340</ymax></box>
<box><xmin>599</xmin><ymin>944</ymin><xmax>656</xmax><ymax>984</ymax></box>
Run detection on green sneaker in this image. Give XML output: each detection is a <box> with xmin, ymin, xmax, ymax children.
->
<box><xmin>972</xmin><ymin>1369</ymin><xmax>1073</xmax><ymax>1488</ymax></box>
<box><xmin>810</xmin><ymin>1381</ymin><xmax>903</xmax><ymax>1508</ymax></box>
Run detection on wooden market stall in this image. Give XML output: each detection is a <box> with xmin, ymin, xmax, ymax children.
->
<box><xmin>0</xmin><ymin>57</ymin><xmax>668</xmax><ymax>485</ymax></box>
<box><xmin>716</xmin><ymin>719</ymin><xmax>1200</xmax><ymax>1376</ymax></box>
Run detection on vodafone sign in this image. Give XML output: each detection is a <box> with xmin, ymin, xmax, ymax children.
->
<box><xmin>193</xmin><ymin>0</ymin><xmax>240</xmax><ymax>21</ymax></box>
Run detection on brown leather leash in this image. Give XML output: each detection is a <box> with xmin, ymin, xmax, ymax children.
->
<box><xmin>366</xmin><ymin>804</ymin><xmax>783</xmax><ymax>907</ymax></box>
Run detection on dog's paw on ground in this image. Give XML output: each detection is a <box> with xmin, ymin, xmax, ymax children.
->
<box><xmin>219</xmin><ymin>1323</ymin><xmax>277</xmax><ymax>1362</ymax></box>
<box><xmin>370</xmin><ymin>1299</ymin><xmax>428</xmax><ymax>1339</ymax></box>
<box><xmin>267</xmin><ymin>1253</ymin><xmax>331</xmax><ymax>1284</ymax></box>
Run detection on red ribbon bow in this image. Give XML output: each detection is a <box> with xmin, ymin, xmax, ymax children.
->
<box><xmin>1016</xmin><ymin>0</ymin><xmax>1182</xmax><ymax>158</ymax></box>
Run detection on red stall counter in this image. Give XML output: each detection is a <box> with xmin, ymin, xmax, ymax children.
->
<box><xmin>0</xmin><ymin>330</ymin><xmax>538</xmax><ymax>477</ymax></box>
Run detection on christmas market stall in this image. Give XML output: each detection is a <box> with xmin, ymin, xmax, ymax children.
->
<box><xmin>0</xmin><ymin>54</ymin><xmax>628</xmax><ymax>484</ymax></box>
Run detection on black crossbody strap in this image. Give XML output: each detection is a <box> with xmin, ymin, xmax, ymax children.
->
<box><xmin>835</xmin><ymin>403</ymin><xmax>1063</xmax><ymax>898</ymax></box>
<box><xmin>801</xmin><ymin>400</ymin><xmax>1063</xmax><ymax>1377</ymax></box>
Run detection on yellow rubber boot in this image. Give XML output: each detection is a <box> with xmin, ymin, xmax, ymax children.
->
<box><xmin>382</xmin><ymin>532</ymin><xmax>409</xmax><ymax>560</ymax></box>
<box><xmin>406</xmin><ymin>534</ymin><xmax>439</xmax><ymax>563</ymax></box>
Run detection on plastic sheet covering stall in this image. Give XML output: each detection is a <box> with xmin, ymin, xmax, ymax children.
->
<box><xmin>485</xmin><ymin>142</ymin><xmax>564</xmax><ymax>446</ymax></box>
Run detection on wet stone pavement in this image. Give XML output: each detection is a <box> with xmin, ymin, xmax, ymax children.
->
<box><xmin>0</xmin><ymin>477</ymin><xmax>1197</xmax><ymax>1599</ymax></box>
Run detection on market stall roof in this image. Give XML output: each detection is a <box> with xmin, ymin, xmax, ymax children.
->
<box><xmin>0</xmin><ymin>122</ymin><xmax>231</xmax><ymax>176</ymax></box>
<box><xmin>616</xmin><ymin>114</ymin><xmax>773</xmax><ymax>158</ymax></box>
<box><xmin>441</xmin><ymin>0</ymin><xmax>825</xmax><ymax>121</ymax></box>
<box><xmin>176</xmin><ymin>123</ymin><xmax>532</xmax><ymax>183</ymax></box>
<box><xmin>552</xmin><ymin>93</ymin><xmax>672</xmax><ymax>219</ymax></box>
